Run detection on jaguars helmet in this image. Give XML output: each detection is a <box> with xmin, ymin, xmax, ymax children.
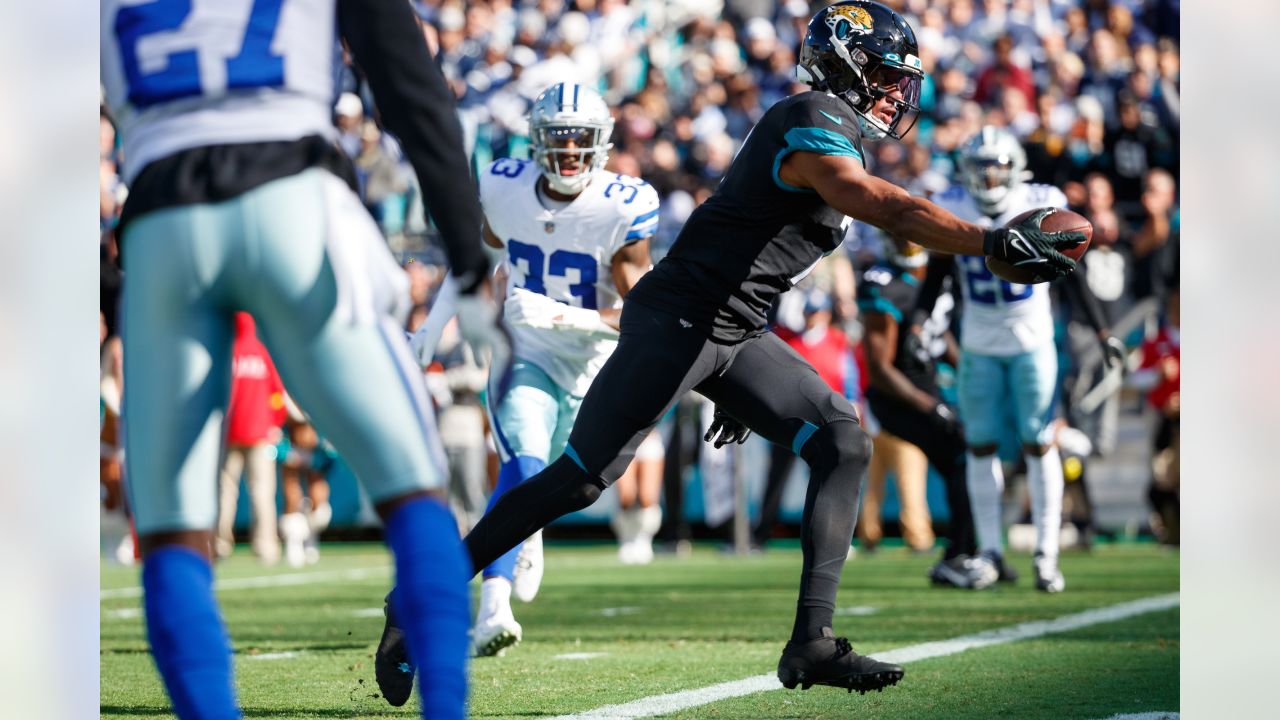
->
<box><xmin>796</xmin><ymin>1</ymin><xmax>923</xmax><ymax>140</ymax></box>
<box><xmin>528</xmin><ymin>82</ymin><xmax>614</xmax><ymax>195</ymax></box>
<box><xmin>957</xmin><ymin>126</ymin><xmax>1033</xmax><ymax>216</ymax></box>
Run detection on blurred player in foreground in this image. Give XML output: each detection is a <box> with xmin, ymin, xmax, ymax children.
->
<box><xmin>377</xmin><ymin>82</ymin><xmax>657</xmax><ymax>704</ymax></box>
<box><xmin>101</xmin><ymin>1</ymin><xmax>507</xmax><ymax>717</ymax></box>
<box><xmin>919</xmin><ymin>126</ymin><xmax>1122</xmax><ymax>592</ymax></box>
<box><xmin>455</xmin><ymin>0</ymin><xmax>1084</xmax><ymax>696</ymax></box>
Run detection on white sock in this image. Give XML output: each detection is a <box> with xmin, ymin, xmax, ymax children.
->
<box><xmin>637</xmin><ymin>505</ymin><xmax>663</xmax><ymax>539</ymax></box>
<box><xmin>966</xmin><ymin>452</ymin><xmax>1005</xmax><ymax>555</ymax></box>
<box><xmin>479</xmin><ymin>576</ymin><xmax>511</xmax><ymax>615</ymax></box>
<box><xmin>611</xmin><ymin>507</ymin><xmax>640</xmax><ymax>545</ymax></box>
<box><xmin>1026</xmin><ymin>447</ymin><xmax>1064</xmax><ymax>561</ymax></box>
<box><xmin>308</xmin><ymin>502</ymin><xmax>332</xmax><ymax>533</ymax></box>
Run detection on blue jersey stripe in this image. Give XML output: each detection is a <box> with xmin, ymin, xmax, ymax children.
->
<box><xmin>629</xmin><ymin>208</ymin><xmax>660</xmax><ymax>226</ymax></box>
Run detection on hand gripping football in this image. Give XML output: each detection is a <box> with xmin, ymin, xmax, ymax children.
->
<box><xmin>987</xmin><ymin>207</ymin><xmax>1093</xmax><ymax>284</ymax></box>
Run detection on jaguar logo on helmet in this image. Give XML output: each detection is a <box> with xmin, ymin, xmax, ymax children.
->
<box><xmin>825</xmin><ymin>5</ymin><xmax>874</xmax><ymax>39</ymax></box>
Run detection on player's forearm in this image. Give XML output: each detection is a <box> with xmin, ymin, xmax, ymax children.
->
<box><xmin>873</xmin><ymin>193</ymin><xmax>987</xmax><ymax>257</ymax></box>
<box><xmin>338</xmin><ymin>0</ymin><xmax>487</xmax><ymax>283</ymax></box>
<box><xmin>599</xmin><ymin>307</ymin><xmax>621</xmax><ymax>331</ymax></box>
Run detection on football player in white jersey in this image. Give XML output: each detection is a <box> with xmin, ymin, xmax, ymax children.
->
<box><xmin>920</xmin><ymin>126</ymin><xmax>1121</xmax><ymax>593</ymax></box>
<box><xmin>101</xmin><ymin>1</ymin><xmax>507</xmax><ymax>718</ymax></box>
<box><xmin>376</xmin><ymin>81</ymin><xmax>658</xmax><ymax>698</ymax></box>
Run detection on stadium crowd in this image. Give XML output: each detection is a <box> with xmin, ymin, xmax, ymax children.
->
<box><xmin>100</xmin><ymin>0</ymin><xmax>1179</xmax><ymax>563</ymax></box>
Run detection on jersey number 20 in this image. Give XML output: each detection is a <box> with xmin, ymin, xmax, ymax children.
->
<box><xmin>507</xmin><ymin>240</ymin><xmax>598</xmax><ymax>309</ymax></box>
<box><xmin>116</xmin><ymin>0</ymin><xmax>287</xmax><ymax>109</ymax></box>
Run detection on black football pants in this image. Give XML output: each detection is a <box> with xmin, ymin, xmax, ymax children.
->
<box><xmin>866</xmin><ymin>390</ymin><xmax>976</xmax><ymax>560</ymax></box>
<box><xmin>464</xmin><ymin>301</ymin><xmax>870</xmax><ymax>642</ymax></box>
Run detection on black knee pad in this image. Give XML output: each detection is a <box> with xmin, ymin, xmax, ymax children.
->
<box><xmin>799</xmin><ymin>419</ymin><xmax>872</xmax><ymax>471</ymax></box>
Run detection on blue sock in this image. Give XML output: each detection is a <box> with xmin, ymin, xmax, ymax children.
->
<box><xmin>385</xmin><ymin>497</ymin><xmax>470</xmax><ymax>720</ymax></box>
<box><xmin>483</xmin><ymin>455</ymin><xmax>547</xmax><ymax>580</ymax></box>
<box><xmin>142</xmin><ymin>547</ymin><xmax>239</xmax><ymax>720</ymax></box>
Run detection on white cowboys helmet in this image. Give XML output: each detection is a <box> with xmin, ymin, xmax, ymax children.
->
<box><xmin>957</xmin><ymin>125</ymin><xmax>1033</xmax><ymax>216</ymax></box>
<box><xmin>528</xmin><ymin>82</ymin><xmax>614</xmax><ymax>195</ymax></box>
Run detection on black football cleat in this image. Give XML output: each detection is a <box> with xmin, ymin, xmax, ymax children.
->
<box><xmin>777</xmin><ymin>628</ymin><xmax>904</xmax><ymax>694</ymax></box>
<box><xmin>374</xmin><ymin>597</ymin><xmax>415</xmax><ymax>707</ymax></box>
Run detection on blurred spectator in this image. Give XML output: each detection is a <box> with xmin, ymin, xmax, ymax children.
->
<box><xmin>1104</xmin><ymin>91</ymin><xmax>1175</xmax><ymax>212</ymax></box>
<box><xmin>215</xmin><ymin>313</ymin><xmax>286</xmax><ymax>564</ymax></box>
<box><xmin>354</xmin><ymin>120</ymin><xmax>409</xmax><ymax>227</ymax></box>
<box><xmin>334</xmin><ymin>92</ymin><xmax>364</xmax><ymax>158</ymax></box>
<box><xmin>1131</xmin><ymin>289</ymin><xmax>1179</xmax><ymax>545</ymax></box>
<box><xmin>974</xmin><ymin>33</ymin><xmax>1035</xmax><ymax>108</ymax></box>
<box><xmin>1131</xmin><ymin>168</ymin><xmax>1179</xmax><ymax>301</ymax></box>
<box><xmin>277</xmin><ymin>414</ymin><xmax>335</xmax><ymax>568</ymax></box>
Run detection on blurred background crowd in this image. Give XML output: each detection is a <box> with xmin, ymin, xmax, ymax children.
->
<box><xmin>100</xmin><ymin>0</ymin><xmax>1178</xmax><ymax>565</ymax></box>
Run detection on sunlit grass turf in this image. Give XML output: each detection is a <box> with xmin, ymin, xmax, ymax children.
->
<box><xmin>101</xmin><ymin>542</ymin><xmax>1178</xmax><ymax>719</ymax></box>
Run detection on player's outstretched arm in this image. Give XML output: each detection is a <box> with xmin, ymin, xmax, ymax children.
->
<box><xmin>780</xmin><ymin>152</ymin><xmax>1081</xmax><ymax>280</ymax></box>
<box><xmin>338</xmin><ymin>0</ymin><xmax>487</xmax><ymax>289</ymax></box>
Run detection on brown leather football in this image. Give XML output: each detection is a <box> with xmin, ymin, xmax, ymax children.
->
<box><xmin>987</xmin><ymin>207</ymin><xmax>1093</xmax><ymax>284</ymax></box>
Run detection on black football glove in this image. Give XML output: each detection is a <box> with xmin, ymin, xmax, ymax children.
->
<box><xmin>982</xmin><ymin>208</ymin><xmax>1087</xmax><ymax>282</ymax></box>
<box><xmin>930</xmin><ymin>403</ymin><xmax>962</xmax><ymax>437</ymax></box>
<box><xmin>704</xmin><ymin>408</ymin><xmax>751</xmax><ymax>449</ymax></box>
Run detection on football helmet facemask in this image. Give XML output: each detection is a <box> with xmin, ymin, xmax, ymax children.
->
<box><xmin>957</xmin><ymin>125</ymin><xmax>1033</xmax><ymax>216</ymax></box>
<box><xmin>796</xmin><ymin>1</ymin><xmax>924</xmax><ymax>140</ymax></box>
<box><xmin>528</xmin><ymin>82</ymin><xmax>614</xmax><ymax>195</ymax></box>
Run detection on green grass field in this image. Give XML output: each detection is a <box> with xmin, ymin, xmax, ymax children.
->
<box><xmin>101</xmin><ymin>542</ymin><xmax>1178</xmax><ymax>719</ymax></box>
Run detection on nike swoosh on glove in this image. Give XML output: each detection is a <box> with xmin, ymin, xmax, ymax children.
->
<box><xmin>983</xmin><ymin>208</ymin><xmax>1086</xmax><ymax>282</ymax></box>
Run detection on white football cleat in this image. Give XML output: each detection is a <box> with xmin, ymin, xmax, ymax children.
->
<box><xmin>1034</xmin><ymin>553</ymin><xmax>1065</xmax><ymax>593</ymax></box>
<box><xmin>279</xmin><ymin>512</ymin><xmax>310</xmax><ymax>569</ymax></box>
<box><xmin>512</xmin><ymin>530</ymin><xmax>544</xmax><ymax>603</ymax></box>
<box><xmin>473</xmin><ymin>578</ymin><xmax>522</xmax><ymax>657</ymax></box>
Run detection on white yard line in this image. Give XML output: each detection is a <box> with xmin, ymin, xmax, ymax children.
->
<box><xmin>554</xmin><ymin>653</ymin><xmax>609</xmax><ymax>661</ymax></box>
<box><xmin>551</xmin><ymin>593</ymin><xmax>1179</xmax><ymax>720</ymax></box>
<box><xmin>100</xmin><ymin>565</ymin><xmax>391</xmax><ymax>600</ymax></box>
<box><xmin>245</xmin><ymin>652</ymin><xmax>298</xmax><ymax>661</ymax></box>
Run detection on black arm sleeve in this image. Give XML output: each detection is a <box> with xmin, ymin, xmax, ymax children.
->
<box><xmin>338</xmin><ymin>0</ymin><xmax>487</xmax><ymax>286</ymax></box>
<box><xmin>1060</xmin><ymin>267</ymin><xmax>1109</xmax><ymax>335</ymax></box>
<box><xmin>909</xmin><ymin>254</ymin><xmax>954</xmax><ymax>328</ymax></box>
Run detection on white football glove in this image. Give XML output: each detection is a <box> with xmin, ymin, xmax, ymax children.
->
<box><xmin>453</xmin><ymin>282</ymin><xmax>514</xmax><ymax>397</ymax></box>
<box><xmin>503</xmin><ymin>287</ymin><xmax>618</xmax><ymax>338</ymax></box>
<box><xmin>503</xmin><ymin>287</ymin><xmax>559</xmax><ymax>330</ymax></box>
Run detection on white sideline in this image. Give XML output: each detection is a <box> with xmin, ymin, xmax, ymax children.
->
<box><xmin>99</xmin><ymin>565</ymin><xmax>391</xmax><ymax>600</ymax></box>
<box><xmin>550</xmin><ymin>593</ymin><xmax>1179</xmax><ymax>720</ymax></box>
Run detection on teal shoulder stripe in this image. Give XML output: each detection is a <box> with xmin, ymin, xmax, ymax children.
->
<box><xmin>772</xmin><ymin>127</ymin><xmax>863</xmax><ymax>193</ymax></box>
<box><xmin>856</xmin><ymin>297</ymin><xmax>903</xmax><ymax>322</ymax></box>
<box><xmin>784</xmin><ymin>127</ymin><xmax>861</xmax><ymax>159</ymax></box>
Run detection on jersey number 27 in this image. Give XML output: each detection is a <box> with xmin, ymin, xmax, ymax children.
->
<box><xmin>116</xmin><ymin>0</ymin><xmax>287</xmax><ymax>109</ymax></box>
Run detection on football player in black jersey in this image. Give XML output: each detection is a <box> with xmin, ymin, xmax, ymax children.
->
<box><xmin>858</xmin><ymin>237</ymin><xmax>985</xmax><ymax>588</ymax></box>
<box><xmin>458</xmin><ymin>1</ymin><xmax>1084</xmax><ymax>695</ymax></box>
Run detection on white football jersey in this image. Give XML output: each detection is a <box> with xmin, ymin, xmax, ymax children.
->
<box><xmin>480</xmin><ymin>158</ymin><xmax>659</xmax><ymax>396</ymax></box>
<box><xmin>101</xmin><ymin>0</ymin><xmax>339</xmax><ymax>183</ymax></box>
<box><xmin>933</xmin><ymin>182</ymin><xmax>1068</xmax><ymax>356</ymax></box>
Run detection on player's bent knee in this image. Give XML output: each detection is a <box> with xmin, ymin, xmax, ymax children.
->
<box><xmin>799</xmin><ymin>419</ymin><xmax>872</xmax><ymax>471</ymax></box>
<box><xmin>546</xmin><ymin>454</ymin><xmax>607</xmax><ymax>514</ymax></box>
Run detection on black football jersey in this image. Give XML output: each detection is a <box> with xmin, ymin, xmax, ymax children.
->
<box><xmin>856</xmin><ymin>262</ymin><xmax>938</xmax><ymax>396</ymax></box>
<box><xmin>627</xmin><ymin>92</ymin><xmax>863</xmax><ymax>341</ymax></box>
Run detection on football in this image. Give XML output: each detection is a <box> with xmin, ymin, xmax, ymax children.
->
<box><xmin>987</xmin><ymin>207</ymin><xmax>1093</xmax><ymax>284</ymax></box>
